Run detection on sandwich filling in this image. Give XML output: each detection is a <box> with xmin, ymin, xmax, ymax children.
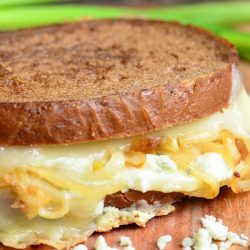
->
<box><xmin>0</xmin><ymin>70</ymin><xmax>250</xmax><ymax>249</ymax></box>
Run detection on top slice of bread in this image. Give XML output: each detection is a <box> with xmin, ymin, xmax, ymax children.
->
<box><xmin>0</xmin><ymin>19</ymin><xmax>238</xmax><ymax>146</ymax></box>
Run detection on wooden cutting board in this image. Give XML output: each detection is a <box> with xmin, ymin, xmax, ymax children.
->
<box><xmin>85</xmin><ymin>62</ymin><xmax>250</xmax><ymax>250</ymax></box>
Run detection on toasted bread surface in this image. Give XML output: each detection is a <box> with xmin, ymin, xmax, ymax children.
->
<box><xmin>0</xmin><ymin>19</ymin><xmax>238</xmax><ymax>146</ymax></box>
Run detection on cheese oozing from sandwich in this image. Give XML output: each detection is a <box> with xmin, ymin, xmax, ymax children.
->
<box><xmin>0</xmin><ymin>68</ymin><xmax>250</xmax><ymax>249</ymax></box>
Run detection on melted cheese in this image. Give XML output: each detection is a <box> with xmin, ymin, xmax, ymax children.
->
<box><xmin>0</xmin><ymin>86</ymin><xmax>249</xmax><ymax>249</ymax></box>
<box><xmin>1</xmin><ymin>86</ymin><xmax>249</xmax><ymax>171</ymax></box>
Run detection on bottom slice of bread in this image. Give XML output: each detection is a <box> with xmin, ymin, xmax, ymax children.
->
<box><xmin>96</xmin><ymin>191</ymin><xmax>183</xmax><ymax>232</ymax></box>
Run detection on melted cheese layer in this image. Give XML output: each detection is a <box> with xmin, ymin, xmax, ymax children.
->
<box><xmin>0</xmin><ymin>87</ymin><xmax>249</xmax><ymax>249</ymax></box>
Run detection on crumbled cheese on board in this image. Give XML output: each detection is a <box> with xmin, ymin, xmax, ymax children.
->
<box><xmin>182</xmin><ymin>237</ymin><xmax>193</xmax><ymax>250</ymax></box>
<box><xmin>119</xmin><ymin>236</ymin><xmax>135</xmax><ymax>250</ymax></box>
<box><xmin>219</xmin><ymin>241</ymin><xmax>232</xmax><ymax>250</ymax></box>
<box><xmin>201</xmin><ymin>215</ymin><xmax>228</xmax><ymax>241</ymax></box>
<box><xmin>227</xmin><ymin>232</ymin><xmax>249</xmax><ymax>247</ymax></box>
<box><xmin>95</xmin><ymin>236</ymin><xmax>118</xmax><ymax>250</ymax></box>
<box><xmin>157</xmin><ymin>235</ymin><xmax>172</xmax><ymax>250</ymax></box>
<box><xmin>182</xmin><ymin>215</ymin><xmax>249</xmax><ymax>250</ymax></box>
<box><xmin>192</xmin><ymin>228</ymin><xmax>212</xmax><ymax>249</ymax></box>
<box><xmin>72</xmin><ymin>244</ymin><xmax>88</xmax><ymax>250</ymax></box>
<box><xmin>123</xmin><ymin>246</ymin><xmax>136</xmax><ymax>250</ymax></box>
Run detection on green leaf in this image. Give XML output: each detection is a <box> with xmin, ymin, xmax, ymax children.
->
<box><xmin>143</xmin><ymin>2</ymin><xmax>250</xmax><ymax>26</ymax></box>
<box><xmin>0</xmin><ymin>0</ymin><xmax>61</xmax><ymax>8</ymax></box>
<box><xmin>0</xmin><ymin>5</ymin><xmax>140</xmax><ymax>30</ymax></box>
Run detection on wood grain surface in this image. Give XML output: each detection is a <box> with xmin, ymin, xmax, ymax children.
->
<box><xmin>84</xmin><ymin>62</ymin><xmax>250</xmax><ymax>250</ymax></box>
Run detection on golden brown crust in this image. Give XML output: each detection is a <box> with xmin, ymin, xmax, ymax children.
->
<box><xmin>0</xmin><ymin>19</ymin><xmax>237</xmax><ymax>146</ymax></box>
<box><xmin>0</xmin><ymin>64</ymin><xmax>233</xmax><ymax>146</ymax></box>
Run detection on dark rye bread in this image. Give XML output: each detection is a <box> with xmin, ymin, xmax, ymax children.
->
<box><xmin>0</xmin><ymin>19</ymin><xmax>238</xmax><ymax>146</ymax></box>
<box><xmin>104</xmin><ymin>190</ymin><xmax>183</xmax><ymax>209</ymax></box>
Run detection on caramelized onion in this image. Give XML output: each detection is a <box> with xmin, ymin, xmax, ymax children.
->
<box><xmin>1</xmin><ymin>129</ymin><xmax>250</xmax><ymax>222</ymax></box>
<box><xmin>125</xmin><ymin>151</ymin><xmax>146</xmax><ymax>168</ymax></box>
<box><xmin>236</xmin><ymin>138</ymin><xmax>250</xmax><ymax>160</ymax></box>
<box><xmin>130</xmin><ymin>137</ymin><xmax>160</xmax><ymax>153</ymax></box>
<box><xmin>4</xmin><ymin>168</ymin><xmax>69</xmax><ymax>220</ymax></box>
<box><xmin>186</xmin><ymin>163</ymin><xmax>220</xmax><ymax>199</ymax></box>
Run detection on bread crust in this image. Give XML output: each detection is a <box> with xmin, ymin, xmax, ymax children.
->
<box><xmin>104</xmin><ymin>190</ymin><xmax>183</xmax><ymax>209</ymax></box>
<box><xmin>0</xmin><ymin>63</ymin><xmax>234</xmax><ymax>146</ymax></box>
<box><xmin>0</xmin><ymin>20</ymin><xmax>238</xmax><ymax>146</ymax></box>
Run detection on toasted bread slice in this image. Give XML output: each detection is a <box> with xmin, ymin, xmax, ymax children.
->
<box><xmin>0</xmin><ymin>19</ymin><xmax>238</xmax><ymax>146</ymax></box>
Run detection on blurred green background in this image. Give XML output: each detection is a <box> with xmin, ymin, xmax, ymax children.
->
<box><xmin>0</xmin><ymin>0</ymin><xmax>250</xmax><ymax>61</ymax></box>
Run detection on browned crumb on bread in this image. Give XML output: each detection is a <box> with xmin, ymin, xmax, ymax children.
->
<box><xmin>0</xmin><ymin>19</ymin><xmax>237</xmax><ymax>103</ymax></box>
